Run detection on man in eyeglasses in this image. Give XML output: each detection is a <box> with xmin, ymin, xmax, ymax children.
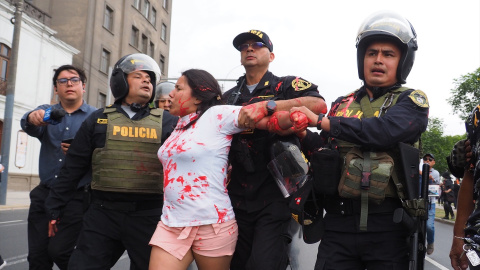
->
<box><xmin>420</xmin><ymin>153</ymin><xmax>440</xmax><ymax>255</ymax></box>
<box><xmin>223</xmin><ymin>29</ymin><xmax>326</xmax><ymax>270</ymax></box>
<box><xmin>20</xmin><ymin>65</ymin><xmax>97</xmax><ymax>270</ymax></box>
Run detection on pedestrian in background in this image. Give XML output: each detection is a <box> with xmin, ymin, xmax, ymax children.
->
<box><xmin>20</xmin><ymin>65</ymin><xmax>97</xmax><ymax>270</ymax></box>
<box><xmin>442</xmin><ymin>172</ymin><xmax>456</xmax><ymax>220</ymax></box>
<box><xmin>421</xmin><ymin>153</ymin><xmax>440</xmax><ymax>255</ymax></box>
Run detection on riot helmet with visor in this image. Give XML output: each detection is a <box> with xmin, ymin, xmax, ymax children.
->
<box><xmin>110</xmin><ymin>53</ymin><xmax>161</xmax><ymax>105</ymax></box>
<box><xmin>356</xmin><ymin>11</ymin><xmax>418</xmax><ymax>84</ymax></box>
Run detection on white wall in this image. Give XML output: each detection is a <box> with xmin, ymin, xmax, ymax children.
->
<box><xmin>0</xmin><ymin>1</ymin><xmax>78</xmax><ymax>178</ymax></box>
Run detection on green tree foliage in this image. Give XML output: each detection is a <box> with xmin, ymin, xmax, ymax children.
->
<box><xmin>447</xmin><ymin>67</ymin><xmax>480</xmax><ymax>121</ymax></box>
<box><xmin>421</xmin><ymin>117</ymin><xmax>466</xmax><ymax>175</ymax></box>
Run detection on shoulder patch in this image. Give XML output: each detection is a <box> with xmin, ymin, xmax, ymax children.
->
<box><xmin>291</xmin><ymin>77</ymin><xmax>312</xmax><ymax>91</ymax></box>
<box><xmin>408</xmin><ymin>90</ymin><xmax>429</xmax><ymax>108</ymax></box>
<box><xmin>97</xmin><ymin>118</ymin><xmax>108</xmax><ymax>124</ymax></box>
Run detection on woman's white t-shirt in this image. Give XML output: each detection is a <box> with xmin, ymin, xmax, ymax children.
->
<box><xmin>158</xmin><ymin>105</ymin><xmax>244</xmax><ymax>227</ymax></box>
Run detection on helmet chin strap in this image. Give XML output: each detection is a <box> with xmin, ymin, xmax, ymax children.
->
<box><xmin>124</xmin><ymin>101</ymin><xmax>148</xmax><ymax>112</ymax></box>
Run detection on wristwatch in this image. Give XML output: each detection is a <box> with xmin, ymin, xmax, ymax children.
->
<box><xmin>316</xmin><ymin>113</ymin><xmax>325</xmax><ymax>130</ymax></box>
<box><xmin>266</xmin><ymin>100</ymin><xmax>277</xmax><ymax>116</ymax></box>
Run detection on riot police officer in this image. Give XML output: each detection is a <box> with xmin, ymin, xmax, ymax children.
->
<box><xmin>45</xmin><ymin>53</ymin><xmax>176</xmax><ymax>269</ymax></box>
<box><xmin>154</xmin><ymin>81</ymin><xmax>175</xmax><ymax>110</ymax></box>
<box><xmin>290</xmin><ymin>11</ymin><xmax>429</xmax><ymax>269</ymax></box>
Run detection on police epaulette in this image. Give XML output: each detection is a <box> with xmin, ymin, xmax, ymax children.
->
<box><xmin>103</xmin><ymin>107</ymin><xmax>116</xmax><ymax>114</ymax></box>
<box><xmin>150</xmin><ymin>108</ymin><xmax>163</xmax><ymax>117</ymax></box>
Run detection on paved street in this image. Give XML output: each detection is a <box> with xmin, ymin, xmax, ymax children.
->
<box><xmin>0</xmin><ymin>191</ymin><xmax>459</xmax><ymax>269</ymax></box>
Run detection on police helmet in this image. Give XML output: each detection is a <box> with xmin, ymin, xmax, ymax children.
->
<box><xmin>154</xmin><ymin>81</ymin><xmax>175</xmax><ymax>101</ymax></box>
<box><xmin>110</xmin><ymin>53</ymin><xmax>161</xmax><ymax>104</ymax></box>
<box><xmin>356</xmin><ymin>11</ymin><xmax>418</xmax><ymax>84</ymax></box>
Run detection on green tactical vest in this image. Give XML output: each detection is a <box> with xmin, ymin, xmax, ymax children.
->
<box><xmin>91</xmin><ymin>108</ymin><xmax>164</xmax><ymax>194</ymax></box>
<box><xmin>332</xmin><ymin>87</ymin><xmax>425</xmax><ymax>230</ymax></box>
<box><xmin>335</xmin><ymin>88</ymin><xmax>409</xmax><ymax>195</ymax></box>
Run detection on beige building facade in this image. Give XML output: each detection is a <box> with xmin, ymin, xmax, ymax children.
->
<box><xmin>30</xmin><ymin>0</ymin><xmax>172</xmax><ymax>108</ymax></box>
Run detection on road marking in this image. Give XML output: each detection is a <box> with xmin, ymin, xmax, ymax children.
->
<box><xmin>0</xmin><ymin>220</ymin><xmax>23</xmax><ymax>224</ymax></box>
<box><xmin>3</xmin><ymin>254</ymin><xmax>28</xmax><ymax>266</ymax></box>
<box><xmin>426</xmin><ymin>256</ymin><xmax>449</xmax><ymax>270</ymax></box>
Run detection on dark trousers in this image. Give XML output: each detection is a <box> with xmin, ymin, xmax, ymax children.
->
<box><xmin>230</xmin><ymin>201</ymin><xmax>292</xmax><ymax>270</ymax></box>
<box><xmin>27</xmin><ymin>185</ymin><xmax>84</xmax><ymax>270</ymax></box>
<box><xmin>68</xmin><ymin>202</ymin><xmax>160</xmax><ymax>270</ymax></box>
<box><xmin>315</xmin><ymin>230</ymin><xmax>409</xmax><ymax>270</ymax></box>
<box><xmin>444</xmin><ymin>201</ymin><xmax>455</xmax><ymax>218</ymax></box>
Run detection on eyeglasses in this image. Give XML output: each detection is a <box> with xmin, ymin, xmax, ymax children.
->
<box><xmin>423</xmin><ymin>157</ymin><xmax>434</xmax><ymax>162</ymax></box>
<box><xmin>57</xmin><ymin>77</ymin><xmax>81</xmax><ymax>85</ymax></box>
<box><xmin>238</xmin><ymin>42</ymin><xmax>267</xmax><ymax>51</ymax></box>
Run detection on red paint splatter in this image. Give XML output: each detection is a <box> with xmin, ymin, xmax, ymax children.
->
<box><xmin>275</xmin><ymin>81</ymin><xmax>283</xmax><ymax>91</ymax></box>
<box><xmin>197</xmin><ymin>176</ymin><xmax>209</xmax><ymax>188</ymax></box>
<box><xmin>178</xmin><ymin>97</ymin><xmax>192</xmax><ymax>116</ymax></box>
<box><xmin>163</xmin><ymin>160</ymin><xmax>177</xmax><ymax>188</ymax></box>
<box><xmin>182</xmin><ymin>185</ymin><xmax>191</xmax><ymax>193</ymax></box>
<box><xmin>217</xmin><ymin>114</ymin><xmax>223</xmax><ymax>120</ymax></box>
<box><xmin>215</xmin><ymin>204</ymin><xmax>228</xmax><ymax>223</ymax></box>
<box><xmin>135</xmin><ymin>163</ymin><xmax>147</xmax><ymax>174</ymax></box>
<box><xmin>176</xmin><ymin>176</ymin><xmax>185</xmax><ymax>186</ymax></box>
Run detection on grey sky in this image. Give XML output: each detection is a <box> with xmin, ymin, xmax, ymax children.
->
<box><xmin>168</xmin><ymin>0</ymin><xmax>480</xmax><ymax>136</ymax></box>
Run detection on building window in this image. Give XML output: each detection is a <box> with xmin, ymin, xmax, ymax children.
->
<box><xmin>150</xmin><ymin>7</ymin><xmax>156</xmax><ymax>26</ymax></box>
<box><xmin>161</xmin><ymin>23</ymin><xmax>167</xmax><ymax>42</ymax></box>
<box><xmin>162</xmin><ymin>0</ymin><xmax>168</xmax><ymax>10</ymax></box>
<box><xmin>141</xmin><ymin>34</ymin><xmax>148</xmax><ymax>54</ymax></box>
<box><xmin>0</xmin><ymin>43</ymin><xmax>10</xmax><ymax>95</ymax></box>
<box><xmin>143</xmin><ymin>0</ymin><xmax>150</xmax><ymax>18</ymax></box>
<box><xmin>0</xmin><ymin>43</ymin><xmax>10</xmax><ymax>81</ymax></box>
<box><xmin>149</xmin><ymin>42</ymin><xmax>154</xmax><ymax>58</ymax></box>
<box><xmin>97</xmin><ymin>92</ymin><xmax>107</xmax><ymax>109</ymax></box>
<box><xmin>133</xmin><ymin>0</ymin><xmax>140</xmax><ymax>10</ymax></box>
<box><xmin>103</xmin><ymin>5</ymin><xmax>114</xmax><ymax>31</ymax></box>
<box><xmin>160</xmin><ymin>54</ymin><xmax>165</xmax><ymax>74</ymax></box>
<box><xmin>130</xmin><ymin>26</ymin><xmax>139</xmax><ymax>47</ymax></box>
<box><xmin>100</xmin><ymin>49</ymin><xmax>110</xmax><ymax>74</ymax></box>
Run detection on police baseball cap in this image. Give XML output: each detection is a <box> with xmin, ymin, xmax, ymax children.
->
<box><xmin>289</xmin><ymin>176</ymin><xmax>324</xmax><ymax>244</ymax></box>
<box><xmin>423</xmin><ymin>153</ymin><xmax>435</xmax><ymax>160</ymax></box>
<box><xmin>233</xmin><ymin>29</ymin><xmax>273</xmax><ymax>52</ymax></box>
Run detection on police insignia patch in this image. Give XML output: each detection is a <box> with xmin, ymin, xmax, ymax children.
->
<box><xmin>291</xmin><ymin>78</ymin><xmax>312</xmax><ymax>91</ymax></box>
<box><xmin>408</xmin><ymin>90</ymin><xmax>429</xmax><ymax>108</ymax></box>
<box><xmin>97</xmin><ymin>118</ymin><xmax>108</xmax><ymax>124</ymax></box>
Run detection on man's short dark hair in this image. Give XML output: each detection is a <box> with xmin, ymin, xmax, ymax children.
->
<box><xmin>53</xmin><ymin>65</ymin><xmax>87</xmax><ymax>87</ymax></box>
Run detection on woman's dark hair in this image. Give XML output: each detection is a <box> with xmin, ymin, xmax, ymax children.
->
<box><xmin>53</xmin><ymin>65</ymin><xmax>87</xmax><ymax>87</ymax></box>
<box><xmin>180</xmin><ymin>69</ymin><xmax>224</xmax><ymax>129</ymax></box>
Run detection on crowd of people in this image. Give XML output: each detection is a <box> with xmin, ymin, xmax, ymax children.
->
<box><xmin>16</xmin><ymin>9</ymin><xmax>479</xmax><ymax>270</ymax></box>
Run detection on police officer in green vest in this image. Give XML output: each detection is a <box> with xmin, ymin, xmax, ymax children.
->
<box><xmin>289</xmin><ymin>11</ymin><xmax>429</xmax><ymax>269</ymax></box>
<box><xmin>45</xmin><ymin>53</ymin><xmax>176</xmax><ymax>269</ymax></box>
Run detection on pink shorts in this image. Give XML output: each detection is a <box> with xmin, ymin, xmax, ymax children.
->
<box><xmin>149</xmin><ymin>219</ymin><xmax>238</xmax><ymax>260</ymax></box>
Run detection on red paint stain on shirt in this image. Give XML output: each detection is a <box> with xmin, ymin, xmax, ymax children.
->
<box><xmin>215</xmin><ymin>204</ymin><xmax>228</xmax><ymax>223</ymax></box>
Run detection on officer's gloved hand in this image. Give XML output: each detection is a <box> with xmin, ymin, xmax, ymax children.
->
<box><xmin>447</xmin><ymin>139</ymin><xmax>468</xmax><ymax>178</ymax></box>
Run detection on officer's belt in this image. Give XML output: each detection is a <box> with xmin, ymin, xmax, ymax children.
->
<box><xmin>92</xmin><ymin>199</ymin><xmax>161</xmax><ymax>212</ymax></box>
<box><xmin>324</xmin><ymin>196</ymin><xmax>402</xmax><ymax>215</ymax></box>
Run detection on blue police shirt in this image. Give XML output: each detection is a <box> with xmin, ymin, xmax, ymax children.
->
<box><xmin>21</xmin><ymin>101</ymin><xmax>97</xmax><ymax>189</ymax></box>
